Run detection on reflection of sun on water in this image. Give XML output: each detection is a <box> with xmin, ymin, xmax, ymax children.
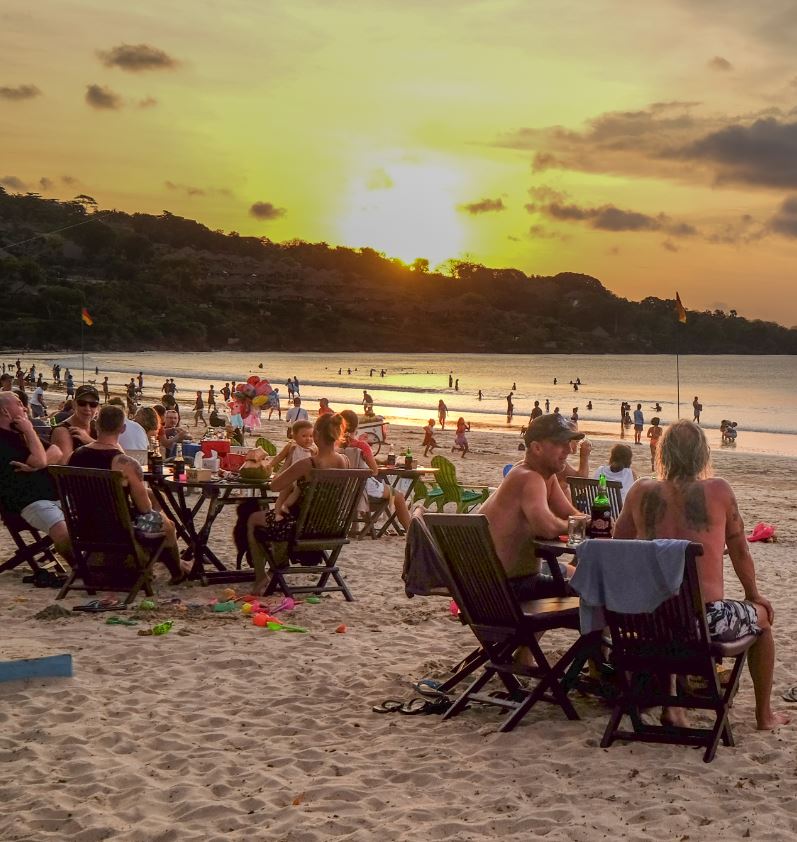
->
<box><xmin>338</xmin><ymin>160</ymin><xmax>465</xmax><ymax>267</ymax></box>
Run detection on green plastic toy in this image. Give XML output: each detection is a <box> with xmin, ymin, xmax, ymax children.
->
<box><xmin>266</xmin><ymin>621</ymin><xmax>308</xmax><ymax>633</ymax></box>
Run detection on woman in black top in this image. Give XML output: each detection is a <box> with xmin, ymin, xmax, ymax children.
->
<box><xmin>51</xmin><ymin>384</ymin><xmax>98</xmax><ymax>462</ymax></box>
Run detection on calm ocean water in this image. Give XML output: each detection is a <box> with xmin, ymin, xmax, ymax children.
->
<box><xmin>19</xmin><ymin>351</ymin><xmax>797</xmax><ymax>458</ymax></box>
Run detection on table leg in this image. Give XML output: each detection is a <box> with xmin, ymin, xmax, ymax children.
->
<box><xmin>373</xmin><ymin>474</ymin><xmax>406</xmax><ymax>538</ymax></box>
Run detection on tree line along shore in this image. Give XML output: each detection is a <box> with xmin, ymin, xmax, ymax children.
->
<box><xmin>3</xmin><ymin>187</ymin><xmax>797</xmax><ymax>354</ymax></box>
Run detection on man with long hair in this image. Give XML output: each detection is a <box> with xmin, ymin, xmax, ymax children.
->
<box><xmin>614</xmin><ymin>420</ymin><xmax>788</xmax><ymax>731</ymax></box>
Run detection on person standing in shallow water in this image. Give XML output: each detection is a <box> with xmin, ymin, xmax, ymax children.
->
<box><xmin>693</xmin><ymin>396</ymin><xmax>702</xmax><ymax>424</ymax></box>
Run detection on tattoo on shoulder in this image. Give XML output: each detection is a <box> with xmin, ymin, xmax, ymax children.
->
<box><xmin>684</xmin><ymin>485</ymin><xmax>711</xmax><ymax>531</ymax></box>
<box><xmin>640</xmin><ymin>488</ymin><xmax>667</xmax><ymax>539</ymax></box>
<box><xmin>115</xmin><ymin>455</ymin><xmax>143</xmax><ymax>478</ymax></box>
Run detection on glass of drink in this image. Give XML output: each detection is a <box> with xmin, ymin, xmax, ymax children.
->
<box><xmin>567</xmin><ymin>514</ymin><xmax>588</xmax><ymax>547</ymax></box>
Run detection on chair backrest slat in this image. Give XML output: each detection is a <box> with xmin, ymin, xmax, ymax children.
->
<box><xmin>294</xmin><ymin>469</ymin><xmax>370</xmax><ymax>540</ymax></box>
<box><xmin>50</xmin><ymin>466</ymin><xmax>137</xmax><ymax>554</ymax></box>
<box><xmin>424</xmin><ymin>513</ymin><xmax>522</xmax><ymax>632</ymax></box>
<box><xmin>603</xmin><ymin>543</ymin><xmax>708</xmax><ymax>656</ymax></box>
<box><xmin>430</xmin><ymin>455</ymin><xmax>462</xmax><ymax>501</ymax></box>
<box><xmin>567</xmin><ymin>477</ymin><xmax>623</xmax><ymax>519</ymax></box>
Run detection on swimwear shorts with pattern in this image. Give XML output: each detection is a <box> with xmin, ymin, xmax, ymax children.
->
<box><xmin>705</xmin><ymin>599</ymin><xmax>761</xmax><ymax>641</ymax></box>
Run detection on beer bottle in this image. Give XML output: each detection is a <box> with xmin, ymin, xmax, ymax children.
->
<box><xmin>173</xmin><ymin>442</ymin><xmax>186</xmax><ymax>482</ymax></box>
<box><xmin>150</xmin><ymin>438</ymin><xmax>164</xmax><ymax>478</ymax></box>
<box><xmin>588</xmin><ymin>473</ymin><xmax>612</xmax><ymax>538</ymax></box>
<box><xmin>387</xmin><ymin>444</ymin><xmax>396</xmax><ymax>466</ymax></box>
<box><xmin>147</xmin><ymin>437</ymin><xmax>158</xmax><ymax>474</ymax></box>
<box><xmin>404</xmin><ymin>448</ymin><xmax>413</xmax><ymax>470</ymax></box>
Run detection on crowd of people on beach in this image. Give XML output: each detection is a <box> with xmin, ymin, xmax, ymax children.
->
<box><xmin>1</xmin><ymin>354</ymin><xmax>784</xmax><ymax>740</ymax></box>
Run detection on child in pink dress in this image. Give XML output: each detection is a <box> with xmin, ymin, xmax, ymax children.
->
<box><xmin>451</xmin><ymin>417</ymin><xmax>470</xmax><ymax>458</ymax></box>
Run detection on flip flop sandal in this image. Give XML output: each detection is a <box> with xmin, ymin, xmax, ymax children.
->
<box><xmin>372</xmin><ymin>699</ymin><xmax>405</xmax><ymax>714</ymax></box>
<box><xmin>781</xmin><ymin>686</ymin><xmax>797</xmax><ymax>702</ymax></box>
<box><xmin>73</xmin><ymin>600</ymin><xmax>126</xmax><ymax>613</ymax></box>
<box><xmin>399</xmin><ymin>697</ymin><xmax>453</xmax><ymax>715</ymax></box>
<box><xmin>413</xmin><ymin>678</ymin><xmax>446</xmax><ymax>698</ymax></box>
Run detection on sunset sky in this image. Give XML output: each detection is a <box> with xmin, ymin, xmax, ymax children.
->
<box><xmin>3</xmin><ymin>0</ymin><xmax>797</xmax><ymax>324</ymax></box>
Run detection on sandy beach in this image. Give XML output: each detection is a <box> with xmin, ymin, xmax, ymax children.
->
<box><xmin>2</xmin><ymin>417</ymin><xmax>796</xmax><ymax>841</ymax></box>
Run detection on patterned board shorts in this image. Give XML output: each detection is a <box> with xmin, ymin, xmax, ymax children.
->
<box><xmin>705</xmin><ymin>599</ymin><xmax>761</xmax><ymax>641</ymax></box>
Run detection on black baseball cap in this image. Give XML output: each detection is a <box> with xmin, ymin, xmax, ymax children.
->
<box><xmin>75</xmin><ymin>384</ymin><xmax>100</xmax><ymax>401</ymax></box>
<box><xmin>524</xmin><ymin>413</ymin><xmax>585</xmax><ymax>445</ymax></box>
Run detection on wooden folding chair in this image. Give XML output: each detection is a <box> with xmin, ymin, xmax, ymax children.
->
<box><xmin>341</xmin><ymin>447</ymin><xmax>391</xmax><ymax>540</ymax></box>
<box><xmin>50</xmin><ymin>466</ymin><xmax>168</xmax><ymax>605</ymax></box>
<box><xmin>567</xmin><ymin>476</ymin><xmax>623</xmax><ymax>519</ymax></box>
<box><xmin>424</xmin><ymin>513</ymin><xmax>589</xmax><ymax>731</ymax></box>
<box><xmin>0</xmin><ymin>501</ymin><xmax>63</xmax><ymax>577</ymax></box>
<box><xmin>599</xmin><ymin>541</ymin><xmax>756</xmax><ymax>762</ymax></box>
<box><xmin>257</xmin><ymin>469</ymin><xmax>369</xmax><ymax>601</ymax></box>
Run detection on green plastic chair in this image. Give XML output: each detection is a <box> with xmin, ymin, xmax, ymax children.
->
<box><xmin>409</xmin><ymin>478</ymin><xmax>444</xmax><ymax>510</ymax></box>
<box><xmin>255</xmin><ymin>437</ymin><xmax>277</xmax><ymax>457</ymax></box>
<box><xmin>430</xmin><ymin>455</ymin><xmax>491</xmax><ymax>513</ymax></box>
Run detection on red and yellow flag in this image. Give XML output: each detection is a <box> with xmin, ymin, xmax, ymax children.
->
<box><xmin>81</xmin><ymin>307</ymin><xmax>94</xmax><ymax>327</ymax></box>
<box><xmin>675</xmin><ymin>292</ymin><xmax>687</xmax><ymax>324</ymax></box>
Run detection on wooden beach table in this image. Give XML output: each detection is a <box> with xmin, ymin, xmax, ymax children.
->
<box><xmin>147</xmin><ymin>473</ymin><xmax>273</xmax><ymax>582</ymax></box>
<box><xmin>373</xmin><ymin>465</ymin><xmax>438</xmax><ymax>538</ymax></box>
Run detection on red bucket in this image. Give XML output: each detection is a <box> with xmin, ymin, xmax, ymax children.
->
<box><xmin>221</xmin><ymin>452</ymin><xmax>247</xmax><ymax>471</ymax></box>
<box><xmin>201</xmin><ymin>440</ymin><xmax>231</xmax><ymax>458</ymax></box>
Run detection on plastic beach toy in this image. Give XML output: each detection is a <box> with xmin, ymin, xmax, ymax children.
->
<box><xmin>152</xmin><ymin>621</ymin><xmax>173</xmax><ymax>636</ymax></box>
<box><xmin>212</xmin><ymin>600</ymin><xmax>237</xmax><ymax>613</ymax></box>
<box><xmin>267</xmin><ymin>621</ymin><xmax>308</xmax><ymax>633</ymax></box>
<box><xmin>271</xmin><ymin>597</ymin><xmax>296</xmax><ymax>613</ymax></box>
<box><xmin>139</xmin><ymin>599</ymin><xmax>157</xmax><ymax>610</ymax></box>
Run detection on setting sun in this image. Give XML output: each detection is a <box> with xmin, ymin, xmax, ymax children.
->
<box><xmin>337</xmin><ymin>156</ymin><xmax>466</xmax><ymax>267</ymax></box>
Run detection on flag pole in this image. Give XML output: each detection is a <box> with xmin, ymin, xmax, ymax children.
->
<box><xmin>674</xmin><ymin>292</ymin><xmax>687</xmax><ymax>420</ymax></box>
<box><xmin>675</xmin><ymin>324</ymin><xmax>680</xmax><ymax>420</ymax></box>
<box><xmin>81</xmin><ymin>306</ymin><xmax>85</xmax><ymax>385</ymax></box>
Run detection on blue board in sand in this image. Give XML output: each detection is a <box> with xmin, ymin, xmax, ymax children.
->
<box><xmin>0</xmin><ymin>653</ymin><xmax>73</xmax><ymax>683</ymax></box>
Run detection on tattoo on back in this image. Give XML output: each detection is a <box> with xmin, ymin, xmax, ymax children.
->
<box><xmin>684</xmin><ymin>485</ymin><xmax>710</xmax><ymax>531</ymax></box>
<box><xmin>640</xmin><ymin>489</ymin><xmax>667</xmax><ymax>539</ymax></box>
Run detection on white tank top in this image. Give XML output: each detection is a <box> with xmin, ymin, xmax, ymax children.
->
<box><xmin>593</xmin><ymin>466</ymin><xmax>635</xmax><ymax>501</ymax></box>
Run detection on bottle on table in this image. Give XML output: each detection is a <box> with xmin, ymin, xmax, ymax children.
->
<box><xmin>404</xmin><ymin>448</ymin><xmax>413</xmax><ymax>470</ymax></box>
<box><xmin>387</xmin><ymin>444</ymin><xmax>396</xmax><ymax>466</ymax></box>
<box><xmin>149</xmin><ymin>437</ymin><xmax>163</xmax><ymax>478</ymax></box>
<box><xmin>173</xmin><ymin>442</ymin><xmax>186</xmax><ymax>482</ymax></box>
<box><xmin>588</xmin><ymin>473</ymin><xmax>612</xmax><ymax>538</ymax></box>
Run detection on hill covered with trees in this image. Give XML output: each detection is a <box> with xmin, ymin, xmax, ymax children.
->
<box><xmin>2</xmin><ymin>187</ymin><xmax>796</xmax><ymax>354</ymax></box>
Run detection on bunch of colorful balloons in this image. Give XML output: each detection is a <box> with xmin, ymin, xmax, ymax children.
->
<box><xmin>229</xmin><ymin>375</ymin><xmax>272</xmax><ymax>429</ymax></box>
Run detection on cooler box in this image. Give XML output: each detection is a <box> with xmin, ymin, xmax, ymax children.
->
<box><xmin>181</xmin><ymin>443</ymin><xmax>203</xmax><ymax>460</ymax></box>
<box><xmin>201</xmin><ymin>440</ymin><xmax>230</xmax><ymax>457</ymax></box>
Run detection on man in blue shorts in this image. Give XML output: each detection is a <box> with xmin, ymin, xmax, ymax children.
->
<box><xmin>615</xmin><ymin>420</ymin><xmax>788</xmax><ymax>731</ymax></box>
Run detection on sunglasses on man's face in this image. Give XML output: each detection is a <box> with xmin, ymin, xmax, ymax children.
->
<box><xmin>76</xmin><ymin>399</ymin><xmax>99</xmax><ymax>408</ymax></box>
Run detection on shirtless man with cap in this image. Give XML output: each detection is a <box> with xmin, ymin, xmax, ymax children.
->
<box><xmin>480</xmin><ymin>413</ymin><xmax>583</xmax><ymax>601</ymax></box>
